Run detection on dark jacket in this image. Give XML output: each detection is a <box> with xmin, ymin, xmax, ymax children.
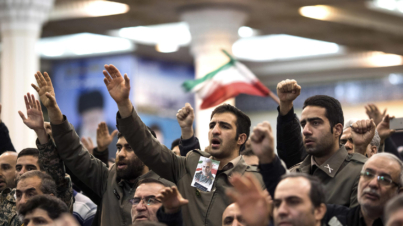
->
<box><xmin>116</xmin><ymin>108</ymin><xmax>265</xmax><ymax>226</ymax></box>
<box><xmin>0</xmin><ymin>122</ymin><xmax>15</xmax><ymax>154</ymax></box>
<box><xmin>324</xmin><ymin>204</ymin><xmax>383</xmax><ymax>226</ymax></box>
<box><xmin>277</xmin><ymin>107</ymin><xmax>366</xmax><ymax>207</ymax></box>
<box><xmin>51</xmin><ymin>116</ymin><xmax>173</xmax><ymax>226</ymax></box>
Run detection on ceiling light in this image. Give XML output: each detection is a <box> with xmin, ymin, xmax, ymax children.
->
<box><xmin>116</xmin><ymin>22</ymin><xmax>191</xmax><ymax>47</ymax></box>
<box><xmin>49</xmin><ymin>0</ymin><xmax>129</xmax><ymax>21</ymax></box>
<box><xmin>232</xmin><ymin>34</ymin><xmax>341</xmax><ymax>62</ymax></box>
<box><xmin>155</xmin><ymin>43</ymin><xmax>179</xmax><ymax>53</ymax></box>
<box><xmin>299</xmin><ymin>5</ymin><xmax>331</xmax><ymax>20</ymax></box>
<box><xmin>238</xmin><ymin>26</ymin><xmax>254</xmax><ymax>38</ymax></box>
<box><xmin>367</xmin><ymin>52</ymin><xmax>403</xmax><ymax>67</ymax></box>
<box><xmin>38</xmin><ymin>33</ymin><xmax>135</xmax><ymax>58</ymax></box>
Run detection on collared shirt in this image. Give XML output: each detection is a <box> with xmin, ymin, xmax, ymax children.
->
<box><xmin>219</xmin><ymin>155</ymin><xmax>242</xmax><ymax>172</ymax></box>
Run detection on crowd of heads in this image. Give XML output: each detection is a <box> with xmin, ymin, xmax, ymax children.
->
<box><xmin>1</xmin><ymin>70</ymin><xmax>402</xmax><ymax>226</ymax></box>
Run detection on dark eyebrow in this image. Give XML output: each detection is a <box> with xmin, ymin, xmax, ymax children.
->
<box><xmin>301</xmin><ymin>117</ymin><xmax>323</xmax><ymax>124</ymax></box>
<box><xmin>210</xmin><ymin>121</ymin><xmax>232</xmax><ymax>127</ymax></box>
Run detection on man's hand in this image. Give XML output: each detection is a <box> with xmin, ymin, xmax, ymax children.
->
<box><xmin>376</xmin><ymin>114</ymin><xmax>395</xmax><ymax>144</ymax></box>
<box><xmin>365</xmin><ymin>104</ymin><xmax>386</xmax><ymax>126</ymax></box>
<box><xmin>32</xmin><ymin>71</ymin><xmax>63</xmax><ymax>124</ymax></box>
<box><xmin>156</xmin><ymin>186</ymin><xmax>189</xmax><ymax>214</ymax></box>
<box><xmin>97</xmin><ymin>122</ymin><xmax>118</xmax><ymax>152</ymax></box>
<box><xmin>32</xmin><ymin>72</ymin><xmax>57</xmax><ymax>109</ymax></box>
<box><xmin>276</xmin><ymin>79</ymin><xmax>301</xmax><ymax>116</ymax></box>
<box><xmin>103</xmin><ymin>64</ymin><xmax>133</xmax><ymax>118</ymax></box>
<box><xmin>176</xmin><ymin>103</ymin><xmax>194</xmax><ymax>140</ymax></box>
<box><xmin>81</xmin><ymin>137</ymin><xmax>95</xmax><ymax>154</ymax></box>
<box><xmin>18</xmin><ymin>93</ymin><xmax>48</xmax><ymax>144</ymax></box>
<box><xmin>250</xmin><ymin>121</ymin><xmax>275</xmax><ymax>164</ymax></box>
<box><xmin>351</xmin><ymin>119</ymin><xmax>376</xmax><ymax>155</ymax></box>
<box><xmin>226</xmin><ymin>173</ymin><xmax>272</xmax><ymax>226</ymax></box>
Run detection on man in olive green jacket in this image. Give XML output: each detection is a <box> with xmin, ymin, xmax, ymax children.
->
<box><xmin>276</xmin><ymin>79</ymin><xmax>371</xmax><ymax>208</ymax></box>
<box><xmin>102</xmin><ymin>64</ymin><xmax>264</xmax><ymax>226</ymax></box>
<box><xmin>31</xmin><ymin>71</ymin><xmax>173</xmax><ymax>226</ymax></box>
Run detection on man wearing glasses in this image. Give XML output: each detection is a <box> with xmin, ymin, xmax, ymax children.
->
<box><xmin>322</xmin><ymin>153</ymin><xmax>402</xmax><ymax>226</ymax></box>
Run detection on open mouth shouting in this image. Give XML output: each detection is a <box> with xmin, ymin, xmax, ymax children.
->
<box><xmin>211</xmin><ymin>138</ymin><xmax>221</xmax><ymax>149</ymax></box>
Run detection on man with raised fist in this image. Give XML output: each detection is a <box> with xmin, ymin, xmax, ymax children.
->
<box><xmin>276</xmin><ymin>79</ymin><xmax>369</xmax><ymax>207</ymax></box>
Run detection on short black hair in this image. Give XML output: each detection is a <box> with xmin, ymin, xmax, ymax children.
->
<box><xmin>117</xmin><ymin>126</ymin><xmax>156</xmax><ymax>139</ymax></box>
<box><xmin>385</xmin><ymin>194</ymin><xmax>403</xmax><ymax>223</ymax></box>
<box><xmin>16</xmin><ymin>171</ymin><xmax>57</xmax><ymax>196</ymax></box>
<box><xmin>171</xmin><ymin>138</ymin><xmax>180</xmax><ymax>150</ymax></box>
<box><xmin>279</xmin><ymin>173</ymin><xmax>326</xmax><ymax>208</ymax></box>
<box><xmin>211</xmin><ymin>104</ymin><xmax>251</xmax><ymax>152</ymax></box>
<box><xmin>17</xmin><ymin>148</ymin><xmax>45</xmax><ymax>171</ymax></box>
<box><xmin>18</xmin><ymin>148</ymin><xmax>39</xmax><ymax>159</ymax></box>
<box><xmin>78</xmin><ymin>90</ymin><xmax>104</xmax><ymax>114</ymax></box>
<box><xmin>19</xmin><ymin>195</ymin><xmax>68</xmax><ymax>220</ymax></box>
<box><xmin>303</xmin><ymin>95</ymin><xmax>344</xmax><ymax>138</ymax></box>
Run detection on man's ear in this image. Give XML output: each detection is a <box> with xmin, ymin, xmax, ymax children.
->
<box><xmin>370</xmin><ymin>146</ymin><xmax>378</xmax><ymax>156</ymax></box>
<box><xmin>333</xmin><ymin>123</ymin><xmax>343</xmax><ymax>137</ymax></box>
<box><xmin>314</xmin><ymin>203</ymin><xmax>327</xmax><ymax>222</ymax></box>
<box><xmin>237</xmin><ymin>133</ymin><xmax>247</xmax><ymax>146</ymax></box>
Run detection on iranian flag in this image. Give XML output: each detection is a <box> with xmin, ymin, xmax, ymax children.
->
<box><xmin>183</xmin><ymin>50</ymin><xmax>277</xmax><ymax>109</ymax></box>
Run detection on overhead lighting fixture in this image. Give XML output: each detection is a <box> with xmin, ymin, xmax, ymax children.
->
<box><xmin>155</xmin><ymin>43</ymin><xmax>179</xmax><ymax>53</ymax></box>
<box><xmin>37</xmin><ymin>33</ymin><xmax>135</xmax><ymax>58</ymax></box>
<box><xmin>238</xmin><ymin>26</ymin><xmax>259</xmax><ymax>38</ymax></box>
<box><xmin>49</xmin><ymin>0</ymin><xmax>130</xmax><ymax>21</ymax></box>
<box><xmin>367</xmin><ymin>0</ymin><xmax>403</xmax><ymax>15</ymax></box>
<box><xmin>299</xmin><ymin>5</ymin><xmax>332</xmax><ymax>20</ymax></box>
<box><xmin>366</xmin><ymin>52</ymin><xmax>403</xmax><ymax>67</ymax></box>
<box><xmin>232</xmin><ymin>34</ymin><xmax>342</xmax><ymax>62</ymax></box>
<box><xmin>115</xmin><ymin>22</ymin><xmax>191</xmax><ymax>52</ymax></box>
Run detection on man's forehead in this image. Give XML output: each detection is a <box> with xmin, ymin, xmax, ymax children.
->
<box><xmin>135</xmin><ymin>183</ymin><xmax>165</xmax><ymax>196</ymax></box>
<box><xmin>17</xmin><ymin>177</ymin><xmax>41</xmax><ymax>190</ymax></box>
<box><xmin>365</xmin><ymin>156</ymin><xmax>401</xmax><ymax>176</ymax></box>
<box><xmin>301</xmin><ymin>106</ymin><xmax>327</xmax><ymax>120</ymax></box>
<box><xmin>342</xmin><ymin>127</ymin><xmax>351</xmax><ymax>137</ymax></box>
<box><xmin>16</xmin><ymin>156</ymin><xmax>39</xmax><ymax>165</ymax></box>
<box><xmin>117</xmin><ymin>137</ymin><xmax>128</xmax><ymax>145</ymax></box>
<box><xmin>223</xmin><ymin>203</ymin><xmax>241</xmax><ymax>216</ymax></box>
<box><xmin>275</xmin><ymin>177</ymin><xmax>311</xmax><ymax>199</ymax></box>
<box><xmin>210</xmin><ymin>112</ymin><xmax>237</xmax><ymax>124</ymax></box>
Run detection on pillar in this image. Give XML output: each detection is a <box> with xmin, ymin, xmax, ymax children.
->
<box><xmin>0</xmin><ymin>0</ymin><xmax>54</xmax><ymax>151</ymax></box>
<box><xmin>181</xmin><ymin>4</ymin><xmax>248</xmax><ymax>149</ymax></box>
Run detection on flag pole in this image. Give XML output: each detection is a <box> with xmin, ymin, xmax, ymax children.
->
<box><xmin>269</xmin><ymin>92</ymin><xmax>280</xmax><ymax>105</ymax></box>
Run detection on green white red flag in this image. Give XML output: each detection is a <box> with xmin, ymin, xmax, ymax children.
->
<box><xmin>183</xmin><ymin>50</ymin><xmax>275</xmax><ymax>109</ymax></box>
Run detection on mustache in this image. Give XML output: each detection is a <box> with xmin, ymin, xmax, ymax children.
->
<box><xmin>362</xmin><ymin>187</ymin><xmax>380</xmax><ymax>197</ymax></box>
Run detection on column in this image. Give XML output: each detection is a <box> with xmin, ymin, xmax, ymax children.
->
<box><xmin>181</xmin><ymin>5</ymin><xmax>248</xmax><ymax>149</ymax></box>
<box><xmin>0</xmin><ymin>0</ymin><xmax>54</xmax><ymax>151</ymax></box>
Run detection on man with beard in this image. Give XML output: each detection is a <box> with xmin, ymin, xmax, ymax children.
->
<box><xmin>102</xmin><ymin>64</ymin><xmax>264</xmax><ymax>226</ymax></box>
<box><xmin>276</xmin><ymin>79</ymin><xmax>368</xmax><ymax>207</ymax></box>
<box><xmin>31</xmin><ymin>71</ymin><xmax>173</xmax><ymax>226</ymax></box>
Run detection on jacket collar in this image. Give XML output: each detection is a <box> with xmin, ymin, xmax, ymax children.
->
<box><xmin>299</xmin><ymin>146</ymin><xmax>348</xmax><ymax>178</ymax></box>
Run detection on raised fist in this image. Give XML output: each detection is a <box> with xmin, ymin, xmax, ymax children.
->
<box><xmin>276</xmin><ymin>79</ymin><xmax>301</xmax><ymax>104</ymax></box>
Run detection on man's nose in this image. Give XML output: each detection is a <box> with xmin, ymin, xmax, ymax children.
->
<box><xmin>212</xmin><ymin>124</ymin><xmax>221</xmax><ymax>134</ymax></box>
<box><xmin>345</xmin><ymin>140</ymin><xmax>353</xmax><ymax>151</ymax></box>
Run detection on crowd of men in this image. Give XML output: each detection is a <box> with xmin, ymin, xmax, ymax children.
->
<box><xmin>0</xmin><ymin>65</ymin><xmax>402</xmax><ymax>226</ymax></box>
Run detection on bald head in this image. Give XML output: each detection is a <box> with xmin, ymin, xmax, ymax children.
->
<box><xmin>222</xmin><ymin>203</ymin><xmax>245</xmax><ymax>226</ymax></box>
<box><xmin>0</xmin><ymin>151</ymin><xmax>18</xmax><ymax>191</ymax></box>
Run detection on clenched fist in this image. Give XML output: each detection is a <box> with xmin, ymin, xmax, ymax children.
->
<box><xmin>276</xmin><ymin>79</ymin><xmax>301</xmax><ymax>115</ymax></box>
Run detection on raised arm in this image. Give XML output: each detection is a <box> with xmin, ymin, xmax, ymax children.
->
<box><xmin>176</xmin><ymin>103</ymin><xmax>200</xmax><ymax>156</ymax></box>
<box><xmin>103</xmin><ymin>64</ymin><xmax>186</xmax><ymax>183</ymax></box>
<box><xmin>32</xmin><ymin>71</ymin><xmax>109</xmax><ymax>197</ymax></box>
<box><xmin>276</xmin><ymin>79</ymin><xmax>307</xmax><ymax>168</ymax></box>
<box><xmin>250</xmin><ymin>121</ymin><xmax>286</xmax><ymax>197</ymax></box>
<box><xmin>18</xmin><ymin>93</ymin><xmax>73</xmax><ymax>208</ymax></box>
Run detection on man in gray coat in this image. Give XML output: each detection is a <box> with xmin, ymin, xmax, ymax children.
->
<box><xmin>102</xmin><ymin>64</ymin><xmax>264</xmax><ymax>226</ymax></box>
<box><xmin>31</xmin><ymin>71</ymin><xmax>173</xmax><ymax>226</ymax></box>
